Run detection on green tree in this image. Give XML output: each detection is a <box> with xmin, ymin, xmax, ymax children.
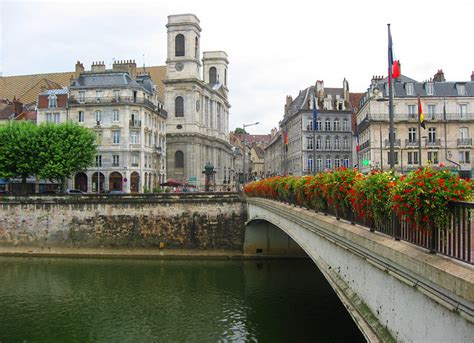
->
<box><xmin>37</xmin><ymin>123</ymin><xmax>97</xmax><ymax>192</ymax></box>
<box><xmin>0</xmin><ymin>121</ymin><xmax>42</xmax><ymax>193</ymax></box>
<box><xmin>234</xmin><ymin>127</ymin><xmax>248</xmax><ymax>134</ymax></box>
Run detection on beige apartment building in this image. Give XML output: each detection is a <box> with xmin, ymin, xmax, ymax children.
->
<box><xmin>356</xmin><ymin>71</ymin><xmax>474</xmax><ymax>178</ymax></box>
<box><xmin>37</xmin><ymin>60</ymin><xmax>167</xmax><ymax>193</ymax></box>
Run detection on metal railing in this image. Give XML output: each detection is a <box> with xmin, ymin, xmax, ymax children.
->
<box><xmin>69</xmin><ymin>96</ymin><xmax>167</xmax><ymax>116</ymax></box>
<box><xmin>457</xmin><ymin>138</ymin><xmax>472</xmax><ymax>147</ymax></box>
<box><xmin>384</xmin><ymin>138</ymin><xmax>401</xmax><ymax>148</ymax></box>
<box><xmin>425</xmin><ymin>139</ymin><xmax>441</xmax><ymax>147</ymax></box>
<box><xmin>281</xmin><ymin>197</ymin><xmax>473</xmax><ymax>264</ymax></box>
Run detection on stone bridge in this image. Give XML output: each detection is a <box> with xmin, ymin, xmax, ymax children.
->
<box><xmin>245</xmin><ymin>197</ymin><xmax>474</xmax><ymax>342</ymax></box>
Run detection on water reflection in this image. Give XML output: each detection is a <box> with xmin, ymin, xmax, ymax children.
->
<box><xmin>0</xmin><ymin>257</ymin><xmax>364</xmax><ymax>342</ymax></box>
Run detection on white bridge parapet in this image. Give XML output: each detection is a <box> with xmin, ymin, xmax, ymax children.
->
<box><xmin>246</xmin><ymin>198</ymin><xmax>474</xmax><ymax>343</ymax></box>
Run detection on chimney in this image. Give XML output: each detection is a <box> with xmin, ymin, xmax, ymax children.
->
<box><xmin>471</xmin><ymin>71</ymin><xmax>474</xmax><ymax>82</ymax></box>
<box><xmin>112</xmin><ymin>59</ymin><xmax>137</xmax><ymax>78</ymax></box>
<box><xmin>91</xmin><ymin>61</ymin><xmax>106</xmax><ymax>72</ymax></box>
<box><xmin>75</xmin><ymin>60</ymin><xmax>84</xmax><ymax>78</ymax></box>
<box><xmin>433</xmin><ymin>69</ymin><xmax>445</xmax><ymax>82</ymax></box>
<box><xmin>284</xmin><ymin>95</ymin><xmax>293</xmax><ymax>112</ymax></box>
<box><xmin>315</xmin><ymin>80</ymin><xmax>324</xmax><ymax>98</ymax></box>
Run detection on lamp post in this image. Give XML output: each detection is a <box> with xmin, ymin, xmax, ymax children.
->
<box><xmin>242</xmin><ymin>122</ymin><xmax>259</xmax><ymax>184</ymax></box>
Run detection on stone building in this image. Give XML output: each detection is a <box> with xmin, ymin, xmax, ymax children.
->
<box><xmin>164</xmin><ymin>14</ymin><xmax>232</xmax><ymax>186</ymax></box>
<box><xmin>264</xmin><ymin>128</ymin><xmax>283</xmax><ymax>177</ymax></box>
<box><xmin>37</xmin><ymin>60</ymin><xmax>167</xmax><ymax>193</ymax></box>
<box><xmin>280</xmin><ymin>79</ymin><xmax>353</xmax><ymax>176</ymax></box>
<box><xmin>356</xmin><ymin>70</ymin><xmax>474</xmax><ymax>178</ymax></box>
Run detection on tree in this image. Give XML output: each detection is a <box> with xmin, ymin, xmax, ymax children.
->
<box><xmin>37</xmin><ymin>123</ymin><xmax>97</xmax><ymax>192</ymax></box>
<box><xmin>234</xmin><ymin>127</ymin><xmax>248</xmax><ymax>134</ymax></box>
<box><xmin>0</xmin><ymin>122</ymin><xmax>97</xmax><ymax>194</ymax></box>
<box><xmin>0</xmin><ymin>121</ymin><xmax>42</xmax><ymax>193</ymax></box>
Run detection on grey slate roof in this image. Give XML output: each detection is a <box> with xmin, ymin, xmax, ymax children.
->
<box><xmin>70</xmin><ymin>72</ymin><xmax>141</xmax><ymax>89</ymax></box>
<box><xmin>39</xmin><ymin>88</ymin><xmax>68</xmax><ymax>95</ymax></box>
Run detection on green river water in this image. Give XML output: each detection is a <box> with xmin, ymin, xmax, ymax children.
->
<box><xmin>0</xmin><ymin>257</ymin><xmax>365</xmax><ymax>342</ymax></box>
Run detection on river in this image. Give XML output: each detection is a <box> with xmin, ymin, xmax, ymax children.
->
<box><xmin>0</xmin><ymin>257</ymin><xmax>365</xmax><ymax>342</ymax></box>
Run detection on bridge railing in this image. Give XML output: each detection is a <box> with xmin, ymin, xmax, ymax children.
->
<box><xmin>284</xmin><ymin>197</ymin><xmax>473</xmax><ymax>264</ymax></box>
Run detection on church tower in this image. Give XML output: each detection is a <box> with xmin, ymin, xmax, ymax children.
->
<box><xmin>165</xmin><ymin>14</ymin><xmax>201</xmax><ymax>80</ymax></box>
<box><xmin>202</xmin><ymin>51</ymin><xmax>229</xmax><ymax>94</ymax></box>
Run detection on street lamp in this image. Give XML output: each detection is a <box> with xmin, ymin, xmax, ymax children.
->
<box><xmin>242</xmin><ymin>122</ymin><xmax>259</xmax><ymax>184</ymax></box>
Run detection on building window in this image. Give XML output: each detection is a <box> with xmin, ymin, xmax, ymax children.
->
<box><xmin>459</xmin><ymin>104</ymin><xmax>467</xmax><ymax>118</ymax></box>
<box><xmin>325</xmin><ymin>158</ymin><xmax>332</xmax><ymax>169</ymax></box>
<box><xmin>316</xmin><ymin>137</ymin><xmax>321</xmax><ymax>150</ymax></box>
<box><xmin>428</xmin><ymin>128</ymin><xmax>436</xmax><ymax>143</ymax></box>
<box><xmin>131</xmin><ymin>154</ymin><xmax>139</xmax><ymax>167</ymax></box>
<box><xmin>457</xmin><ymin>84</ymin><xmax>466</xmax><ymax>96</ymax></box>
<box><xmin>408</xmin><ymin>152</ymin><xmax>419</xmax><ymax>165</ymax></box>
<box><xmin>408</xmin><ymin>127</ymin><xmax>417</xmax><ymax>143</ymax></box>
<box><xmin>325</xmin><ymin>137</ymin><xmax>331</xmax><ymax>150</ymax></box>
<box><xmin>334</xmin><ymin>138</ymin><xmax>340</xmax><ymax>150</ymax></box>
<box><xmin>306</xmin><ymin>119</ymin><xmax>313</xmax><ymax>131</ymax></box>
<box><xmin>209</xmin><ymin>67</ymin><xmax>217</xmax><ymax>84</ymax></box>
<box><xmin>78</xmin><ymin>111</ymin><xmax>84</xmax><ymax>123</ymax></box>
<box><xmin>343</xmin><ymin>137</ymin><xmax>349</xmax><ymax>150</ymax></box>
<box><xmin>306</xmin><ymin>137</ymin><xmax>314</xmax><ymax>150</ymax></box>
<box><xmin>333</xmin><ymin>119</ymin><xmax>340</xmax><ymax>131</ymax></box>
<box><xmin>459</xmin><ymin>151</ymin><xmax>470</xmax><ymax>164</ymax></box>
<box><xmin>459</xmin><ymin>127</ymin><xmax>469</xmax><ymax>140</ymax></box>
<box><xmin>307</xmin><ymin>156</ymin><xmax>314</xmax><ymax>172</ymax></box>
<box><xmin>113</xmin><ymin>90</ymin><xmax>120</xmax><ymax>101</ymax></box>
<box><xmin>316</xmin><ymin>158</ymin><xmax>322</xmax><ymax>172</ymax></box>
<box><xmin>426</xmin><ymin>83</ymin><xmax>434</xmax><ymax>96</ymax></box>
<box><xmin>427</xmin><ymin>104</ymin><xmax>436</xmax><ymax>120</ymax></box>
<box><xmin>175</xmin><ymin>96</ymin><xmax>184</xmax><ymax>117</ymax></box>
<box><xmin>406</xmin><ymin>83</ymin><xmax>414</xmax><ymax>96</ymax></box>
<box><xmin>112</xmin><ymin>130</ymin><xmax>120</xmax><ymax>144</ymax></box>
<box><xmin>48</xmin><ymin>94</ymin><xmax>57</xmax><ymax>108</ymax></box>
<box><xmin>95</xmin><ymin>110</ymin><xmax>101</xmax><ymax>124</ymax></box>
<box><xmin>130</xmin><ymin>131</ymin><xmax>139</xmax><ymax>144</ymax></box>
<box><xmin>175</xmin><ymin>34</ymin><xmax>185</xmax><ymax>57</ymax></box>
<box><xmin>112</xmin><ymin>155</ymin><xmax>120</xmax><ymax>167</ymax></box>
<box><xmin>342</xmin><ymin>119</ymin><xmax>348</xmax><ymax>131</ymax></box>
<box><xmin>78</xmin><ymin>91</ymin><xmax>85</xmax><ymax>103</ymax></box>
<box><xmin>334</xmin><ymin>158</ymin><xmax>341</xmax><ymax>168</ymax></box>
<box><xmin>95</xmin><ymin>155</ymin><xmax>102</xmax><ymax>167</ymax></box>
<box><xmin>387</xmin><ymin>152</ymin><xmax>399</xmax><ymax>165</ymax></box>
<box><xmin>342</xmin><ymin>158</ymin><xmax>350</xmax><ymax>168</ymax></box>
<box><xmin>325</xmin><ymin>119</ymin><xmax>331</xmax><ymax>131</ymax></box>
<box><xmin>112</xmin><ymin>109</ymin><xmax>119</xmax><ymax>122</ymax></box>
<box><xmin>96</xmin><ymin>90</ymin><xmax>102</xmax><ymax>102</ymax></box>
<box><xmin>428</xmin><ymin>151</ymin><xmax>439</xmax><ymax>164</ymax></box>
<box><xmin>175</xmin><ymin>150</ymin><xmax>184</xmax><ymax>168</ymax></box>
<box><xmin>408</xmin><ymin>104</ymin><xmax>417</xmax><ymax>118</ymax></box>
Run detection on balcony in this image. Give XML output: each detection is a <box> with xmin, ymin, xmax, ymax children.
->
<box><xmin>384</xmin><ymin>139</ymin><xmax>401</xmax><ymax>148</ymax></box>
<box><xmin>154</xmin><ymin>145</ymin><xmax>163</xmax><ymax>155</ymax></box>
<box><xmin>457</xmin><ymin>138</ymin><xmax>472</xmax><ymax>147</ymax></box>
<box><xmin>425</xmin><ymin>139</ymin><xmax>441</xmax><ymax>148</ymax></box>
<box><xmin>360</xmin><ymin>140</ymin><xmax>370</xmax><ymax>150</ymax></box>
<box><xmin>405</xmin><ymin>139</ymin><xmax>419</xmax><ymax>148</ymax></box>
<box><xmin>129</xmin><ymin>119</ymin><xmax>142</xmax><ymax>128</ymax></box>
<box><xmin>69</xmin><ymin>96</ymin><xmax>167</xmax><ymax>117</ymax></box>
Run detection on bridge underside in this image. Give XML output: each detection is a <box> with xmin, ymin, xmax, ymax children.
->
<box><xmin>244</xmin><ymin>220</ymin><xmax>307</xmax><ymax>257</ymax></box>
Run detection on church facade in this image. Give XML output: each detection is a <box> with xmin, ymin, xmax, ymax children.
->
<box><xmin>164</xmin><ymin>14</ymin><xmax>233</xmax><ymax>187</ymax></box>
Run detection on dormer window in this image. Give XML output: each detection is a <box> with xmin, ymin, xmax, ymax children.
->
<box><xmin>406</xmin><ymin>83</ymin><xmax>414</xmax><ymax>96</ymax></box>
<box><xmin>48</xmin><ymin>94</ymin><xmax>57</xmax><ymax>108</ymax></box>
<box><xmin>425</xmin><ymin>83</ymin><xmax>434</xmax><ymax>96</ymax></box>
<box><xmin>457</xmin><ymin>83</ymin><xmax>466</xmax><ymax>96</ymax></box>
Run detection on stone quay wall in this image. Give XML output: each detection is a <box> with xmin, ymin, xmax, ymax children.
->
<box><xmin>0</xmin><ymin>193</ymin><xmax>246</xmax><ymax>251</ymax></box>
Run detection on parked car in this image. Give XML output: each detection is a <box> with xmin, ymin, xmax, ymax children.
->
<box><xmin>66</xmin><ymin>189</ymin><xmax>84</xmax><ymax>195</ymax></box>
<box><xmin>0</xmin><ymin>190</ymin><xmax>13</xmax><ymax>195</ymax></box>
<box><xmin>107</xmin><ymin>190</ymin><xmax>126</xmax><ymax>195</ymax></box>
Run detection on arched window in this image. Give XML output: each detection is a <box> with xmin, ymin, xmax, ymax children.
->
<box><xmin>175</xmin><ymin>34</ymin><xmax>185</xmax><ymax>57</ymax></box>
<box><xmin>175</xmin><ymin>96</ymin><xmax>184</xmax><ymax>117</ymax></box>
<box><xmin>175</xmin><ymin>151</ymin><xmax>184</xmax><ymax>168</ymax></box>
<box><xmin>48</xmin><ymin>94</ymin><xmax>57</xmax><ymax>108</ymax></box>
<box><xmin>195</xmin><ymin>37</ymin><xmax>199</xmax><ymax>58</ymax></box>
<box><xmin>209</xmin><ymin>67</ymin><xmax>217</xmax><ymax>84</ymax></box>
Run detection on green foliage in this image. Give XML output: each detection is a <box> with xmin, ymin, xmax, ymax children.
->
<box><xmin>0</xmin><ymin>121</ymin><xmax>97</xmax><ymax>190</ymax></box>
<box><xmin>234</xmin><ymin>127</ymin><xmax>248</xmax><ymax>134</ymax></box>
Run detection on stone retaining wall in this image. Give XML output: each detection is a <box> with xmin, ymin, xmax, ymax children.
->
<box><xmin>0</xmin><ymin>193</ymin><xmax>246</xmax><ymax>251</ymax></box>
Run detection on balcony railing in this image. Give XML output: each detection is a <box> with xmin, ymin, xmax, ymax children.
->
<box><xmin>364</xmin><ymin>112</ymin><xmax>474</xmax><ymax>122</ymax></box>
<box><xmin>360</xmin><ymin>140</ymin><xmax>370</xmax><ymax>150</ymax></box>
<box><xmin>69</xmin><ymin>96</ymin><xmax>167</xmax><ymax>117</ymax></box>
<box><xmin>384</xmin><ymin>139</ymin><xmax>401</xmax><ymax>148</ymax></box>
<box><xmin>457</xmin><ymin>138</ymin><xmax>472</xmax><ymax>147</ymax></box>
<box><xmin>425</xmin><ymin>138</ymin><xmax>441</xmax><ymax>148</ymax></box>
<box><xmin>405</xmin><ymin>139</ymin><xmax>419</xmax><ymax>148</ymax></box>
<box><xmin>129</xmin><ymin>119</ymin><xmax>142</xmax><ymax>128</ymax></box>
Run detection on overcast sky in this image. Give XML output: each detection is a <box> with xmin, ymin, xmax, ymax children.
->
<box><xmin>1</xmin><ymin>0</ymin><xmax>473</xmax><ymax>133</ymax></box>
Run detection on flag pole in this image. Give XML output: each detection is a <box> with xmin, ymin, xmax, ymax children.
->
<box><xmin>388</xmin><ymin>23</ymin><xmax>395</xmax><ymax>170</ymax></box>
<box><xmin>418</xmin><ymin>96</ymin><xmax>423</xmax><ymax>168</ymax></box>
